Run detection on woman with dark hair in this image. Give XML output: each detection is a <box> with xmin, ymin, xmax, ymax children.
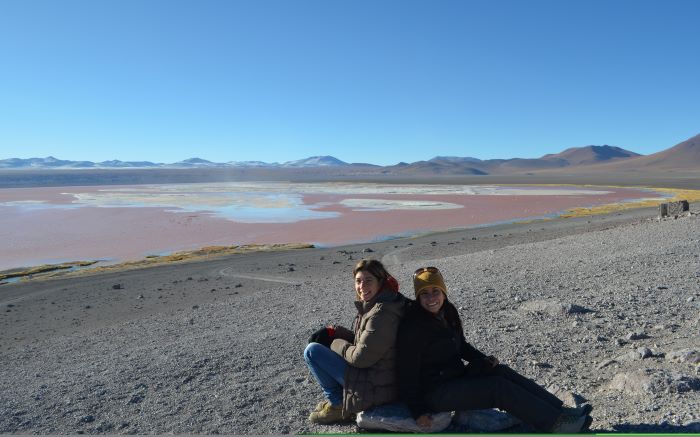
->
<box><xmin>398</xmin><ymin>266</ymin><xmax>592</xmax><ymax>433</ymax></box>
<box><xmin>304</xmin><ymin>259</ymin><xmax>408</xmax><ymax>424</ymax></box>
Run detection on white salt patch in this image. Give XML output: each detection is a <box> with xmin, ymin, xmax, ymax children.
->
<box><xmin>340</xmin><ymin>198</ymin><xmax>463</xmax><ymax>211</ymax></box>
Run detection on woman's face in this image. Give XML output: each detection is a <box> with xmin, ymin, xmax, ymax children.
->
<box><xmin>355</xmin><ymin>270</ymin><xmax>381</xmax><ymax>302</ymax></box>
<box><xmin>419</xmin><ymin>287</ymin><xmax>445</xmax><ymax>314</ymax></box>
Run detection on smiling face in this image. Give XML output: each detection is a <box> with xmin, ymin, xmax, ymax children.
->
<box><xmin>355</xmin><ymin>270</ymin><xmax>381</xmax><ymax>302</ymax></box>
<box><xmin>418</xmin><ymin>287</ymin><xmax>445</xmax><ymax>314</ymax></box>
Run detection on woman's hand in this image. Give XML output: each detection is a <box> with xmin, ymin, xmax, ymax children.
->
<box><xmin>485</xmin><ymin>355</ymin><xmax>499</xmax><ymax>367</ymax></box>
<box><xmin>308</xmin><ymin>326</ymin><xmax>336</xmax><ymax>347</ymax></box>
<box><xmin>416</xmin><ymin>414</ymin><xmax>433</xmax><ymax>429</ymax></box>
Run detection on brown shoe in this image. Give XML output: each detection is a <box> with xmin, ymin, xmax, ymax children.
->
<box><xmin>309</xmin><ymin>403</ymin><xmax>345</xmax><ymax>424</ymax></box>
<box><xmin>313</xmin><ymin>400</ymin><xmax>330</xmax><ymax>413</ymax></box>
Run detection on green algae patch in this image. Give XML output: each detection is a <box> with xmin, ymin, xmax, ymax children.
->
<box><xmin>560</xmin><ymin>187</ymin><xmax>700</xmax><ymax>219</ymax></box>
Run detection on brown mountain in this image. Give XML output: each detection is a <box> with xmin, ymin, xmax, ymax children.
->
<box><xmin>621</xmin><ymin>133</ymin><xmax>700</xmax><ymax>169</ymax></box>
<box><xmin>541</xmin><ymin>145</ymin><xmax>640</xmax><ymax>166</ymax></box>
<box><xmin>388</xmin><ymin>144</ymin><xmax>641</xmax><ymax>175</ymax></box>
<box><xmin>546</xmin><ymin>133</ymin><xmax>700</xmax><ymax>174</ymax></box>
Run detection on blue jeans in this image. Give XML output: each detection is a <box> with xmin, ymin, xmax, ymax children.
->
<box><xmin>304</xmin><ymin>342</ymin><xmax>347</xmax><ymax>406</ymax></box>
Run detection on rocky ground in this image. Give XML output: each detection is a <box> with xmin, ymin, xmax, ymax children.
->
<box><xmin>1</xmin><ymin>203</ymin><xmax>699</xmax><ymax>434</ymax></box>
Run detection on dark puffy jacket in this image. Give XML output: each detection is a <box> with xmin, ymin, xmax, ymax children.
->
<box><xmin>330</xmin><ymin>289</ymin><xmax>408</xmax><ymax>414</ymax></box>
<box><xmin>397</xmin><ymin>299</ymin><xmax>487</xmax><ymax>419</ymax></box>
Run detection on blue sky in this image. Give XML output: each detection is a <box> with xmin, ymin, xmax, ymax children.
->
<box><xmin>1</xmin><ymin>0</ymin><xmax>699</xmax><ymax>165</ymax></box>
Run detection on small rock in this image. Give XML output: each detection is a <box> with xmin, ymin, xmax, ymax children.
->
<box><xmin>362</xmin><ymin>248</ymin><xmax>374</xmax><ymax>253</ymax></box>
<box><xmin>95</xmin><ymin>421</ymin><xmax>114</xmax><ymax>432</ymax></box>
<box><xmin>137</xmin><ymin>294</ymin><xmax>144</xmax><ymax>300</ymax></box>
<box><xmin>112</xmin><ymin>284</ymin><xmax>123</xmax><ymax>290</ymax></box>
<box><xmin>519</xmin><ymin>299</ymin><xmax>591</xmax><ymax>316</ymax></box>
<box><xmin>79</xmin><ymin>415</ymin><xmax>95</xmax><ymax>424</ymax></box>
<box><xmin>597</xmin><ymin>359</ymin><xmax>617</xmax><ymax>369</ymax></box>
<box><xmin>616</xmin><ymin>350</ymin><xmax>643</xmax><ymax>362</ymax></box>
<box><xmin>128</xmin><ymin>394</ymin><xmax>144</xmax><ymax>404</ymax></box>
<box><xmin>626</xmin><ymin>331</ymin><xmax>649</xmax><ymax>341</ymax></box>
<box><xmin>667</xmin><ymin>350</ymin><xmax>700</xmax><ymax>364</ymax></box>
<box><xmin>608</xmin><ymin>369</ymin><xmax>700</xmax><ymax>395</ymax></box>
<box><xmin>192</xmin><ymin>305</ymin><xmax>199</xmax><ymax>310</ymax></box>
<box><xmin>637</xmin><ymin>347</ymin><xmax>653</xmax><ymax>359</ymax></box>
<box><xmin>546</xmin><ymin>385</ymin><xmax>587</xmax><ymax>407</ymax></box>
<box><xmin>235</xmin><ymin>283</ymin><xmax>242</xmax><ymax>288</ymax></box>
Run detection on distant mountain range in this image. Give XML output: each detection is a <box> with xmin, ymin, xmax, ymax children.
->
<box><xmin>0</xmin><ymin>155</ymin><xmax>352</xmax><ymax>170</ymax></box>
<box><xmin>2</xmin><ymin>134</ymin><xmax>698</xmax><ymax>175</ymax></box>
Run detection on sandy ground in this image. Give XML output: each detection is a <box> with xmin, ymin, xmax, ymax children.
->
<box><xmin>1</xmin><ymin>196</ymin><xmax>699</xmax><ymax>434</ymax></box>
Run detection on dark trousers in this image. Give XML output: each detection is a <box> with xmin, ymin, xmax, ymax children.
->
<box><xmin>426</xmin><ymin>364</ymin><xmax>562</xmax><ymax>432</ymax></box>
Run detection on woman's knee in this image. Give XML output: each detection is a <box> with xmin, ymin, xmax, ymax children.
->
<box><xmin>304</xmin><ymin>342</ymin><xmax>320</xmax><ymax>363</ymax></box>
<box><xmin>304</xmin><ymin>342</ymin><xmax>331</xmax><ymax>363</ymax></box>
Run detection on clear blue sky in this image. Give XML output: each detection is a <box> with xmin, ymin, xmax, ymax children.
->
<box><xmin>1</xmin><ymin>0</ymin><xmax>699</xmax><ymax>165</ymax></box>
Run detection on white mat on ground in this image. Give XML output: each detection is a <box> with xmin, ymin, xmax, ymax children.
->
<box><xmin>454</xmin><ymin>408</ymin><xmax>521</xmax><ymax>431</ymax></box>
<box><xmin>356</xmin><ymin>403</ymin><xmax>452</xmax><ymax>432</ymax></box>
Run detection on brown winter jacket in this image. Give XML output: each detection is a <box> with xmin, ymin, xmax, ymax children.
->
<box><xmin>330</xmin><ymin>289</ymin><xmax>408</xmax><ymax>414</ymax></box>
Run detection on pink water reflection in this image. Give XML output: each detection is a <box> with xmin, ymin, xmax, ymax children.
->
<box><xmin>0</xmin><ymin>184</ymin><xmax>661</xmax><ymax>271</ymax></box>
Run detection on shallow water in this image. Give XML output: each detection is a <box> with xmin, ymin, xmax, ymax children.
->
<box><xmin>0</xmin><ymin>182</ymin><xmax>663</xmax><ymax>271</ymax></box>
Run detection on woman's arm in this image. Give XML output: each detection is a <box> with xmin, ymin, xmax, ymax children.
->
<box><xmin>332</xmin><ymin>325</ymin><xmax>355</xmax><ymax>343</ymax></box>
<box><xmin>330</xmin><ymin>307</ymin><xmax>398</xmax><ymax>368</ymax></box>
<box><xmin>460</xmin><ymin>336</ymin><xmax>488</xmax><ymax>363</ymax></box>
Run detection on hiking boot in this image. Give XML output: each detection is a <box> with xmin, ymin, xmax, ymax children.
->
<box><xmin>582</xmin><ymin>415</ymin><xmax>593</xmax><ymax>432</ymax></box>
<box><xmin>562</xmin><ymin>404</ymin><xmax>593</xmax><ymax>417</ymax></box>
<box><xmin>550</xmin><ymin>413</ymin><xmax>588</xmax><ymax>433</ymax></box>
<box><xmin>308</xmin><ymin>403</ymin><xmax>345</xmax><ymax>424</ymax></box>
<box><xmin>313</xmin><ymin>400</ymin><xmax>330</xmax><ymax>413</ymax></box>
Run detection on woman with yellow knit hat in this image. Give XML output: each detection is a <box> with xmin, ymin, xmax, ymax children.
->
<box><xmin>397</xmin><ymin>266</ymin><xmax>592</xmax><ymax>433</ymax></box>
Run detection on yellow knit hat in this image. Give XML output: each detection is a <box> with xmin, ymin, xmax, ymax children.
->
<box><xmin>413</xmin><ymin>267</ymin><xmax>447</xmax><ymax>297</ymax></box>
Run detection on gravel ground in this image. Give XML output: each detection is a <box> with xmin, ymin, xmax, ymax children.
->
<box><xmin>1</xmin><ymin>205</ymin><xmax>699</xmax><ymax>434</ymax></box>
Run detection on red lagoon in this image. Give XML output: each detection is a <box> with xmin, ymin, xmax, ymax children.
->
<box><xmin>0</xmin><ymin>183</ymin><xmax>662</xmax><ymax>271</ymax></box>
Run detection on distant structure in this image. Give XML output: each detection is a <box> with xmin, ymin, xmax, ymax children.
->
<box><xmin>658</xmin><ymin>200</ymin><xmax>690</xmax><ymax>218</ymax></box>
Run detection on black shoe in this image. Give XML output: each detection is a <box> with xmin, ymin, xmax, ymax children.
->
<box><xmin>550</xmin><ymin>413</ymin><xmax>588</xmax><ymax>433</ymax></box>
<box><xmin>582</xmin><ymin>414</ymin><xmax>593</xmax><ymax>432</ymax></box>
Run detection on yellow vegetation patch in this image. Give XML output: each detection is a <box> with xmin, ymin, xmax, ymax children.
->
<box><xmin>0</xmin><ymin>261</ymin><xmax>98</xmax><ymax>281</ymax></box>
<box><xmin>1</xmin><ymin>243</ymin><xmax>314</xmax><ymax>283</ymax></box>
<box><xmin>560</xmin><ymin>187</ymin><xmax>700</xmax><ymax>218</ymax></box>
